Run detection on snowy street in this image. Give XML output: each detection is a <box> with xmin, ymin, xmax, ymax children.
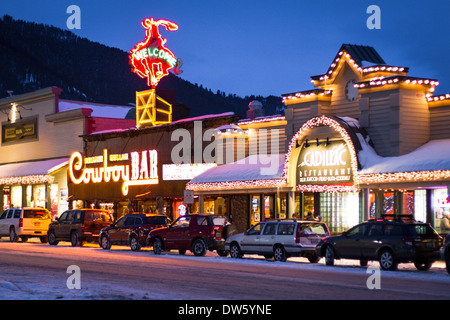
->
<box><xmin>0</xmin><ymin>239</ymin><xmax>449</xmax><ymax>300</ymax></box>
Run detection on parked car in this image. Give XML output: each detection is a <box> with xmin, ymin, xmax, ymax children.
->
<box><xmin>440</xmin><ymin>233</ymin><xmax>450</xmax><ymax>275</ymax></box>
<box><xmin>316</xmin><ymin>218</ymin><xmax>443</xmax><ymax>271</ymax></box>
<box><xmin>99</xmin><ymin>213</ymin><xmax>170</xmax><ymax>251</ymax></box>
<box><xmin>0</xmin><ymin>207</ymin><xmax>52</xmax><ymax>243</ymax></box>
<box><xmin>47</xmin><ymin>209</ymin><xmax>113</xmax><ymax>246</ymax></box>
<box><xmin>147</xmin><ymin>214</ymin><xmax>237</xmax><ymax>256</ymax></box>
<box><xmin>225</xmin><ymin>220</ymin><xmax>330</xmax><ymax>262</ymax></box>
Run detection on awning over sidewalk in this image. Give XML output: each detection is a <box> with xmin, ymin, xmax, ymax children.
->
<box><xmin>0</xmin><ymin>157</ymin><xmax>69</xmax><ymax>185</ymax></box>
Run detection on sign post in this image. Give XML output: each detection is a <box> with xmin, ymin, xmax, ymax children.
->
<box><xmin>129</xmin><ymin>18</ymin><xmax>183</xmax><ymax>128</ymax></box>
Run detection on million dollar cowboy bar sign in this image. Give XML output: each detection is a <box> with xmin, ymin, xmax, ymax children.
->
<box><xmin>297</xmin><ymin>141</ymin><xmax>353</xmax><ymax>185</ymax></box>
<box><xmin>68</xmin><ymin>149</ymin><xmax>159</xmax><ymax>196</ymax></box>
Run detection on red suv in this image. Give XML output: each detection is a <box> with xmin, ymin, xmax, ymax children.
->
<box><xmin>147</xmin><ymin>214</ymin><xmax>237</xmax><ymax>256</ymax></box>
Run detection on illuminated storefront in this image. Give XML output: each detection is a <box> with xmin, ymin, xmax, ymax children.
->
<box><xmin>67</xmin><ymin>112</ymin><xmax>238</xmax><ymax>220</ymax></box>
<box><xmin>187</xmin><ymin>44</ymin><xmax>450</xmax><ymax>234</ymax></box>
<box><xmin>0</xmin><ymin>87</ymin><xmax>136</xmax><ymax>216</ymax></box>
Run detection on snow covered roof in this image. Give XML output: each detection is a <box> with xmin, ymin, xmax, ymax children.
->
<box><xmin>187</xmin><ymin>154</ymin><xmax>286</xmax><ymax>190</ymax></box>
<box><xmin>358</xmin><ymin>139</ymin><xmax>450</xmax><ymax>174</ymax></box>
<box><xmin>0</xmin><ymin>157</ymin><xmax>69</xmax><ymax>184</ymax></box>
<box><xmin>59</xmin><ymin>100</ymin><xmax>133</xmax><ymax>119</ymax></box>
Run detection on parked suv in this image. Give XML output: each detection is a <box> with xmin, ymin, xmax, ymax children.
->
<box><xmin>225</xmin><ymin>220</ymin><xmax>330</xmax><ymax>262</ymax></box>
<box><xmin>47</xmin><ymin>209</ymin><xmax>113</xmax><ymax>246</ymax></box>
<box><xmin>440</xmin><ymin>233</ymin><xmax>450</xmax><ymax>275</ymax></box>
<box><xmin>99</xmin><ymin>213</ymin><xmax>170</xmax><ymax>251</ymax></box>
<box><xmin>147</xmin><ymin>214</ymin><xmax>237</xmax><ymax>256</ymax></box>
<box><xmin>316</xmin><ymin>218</ymin><xmax>443</xmax><ymax>271</ymax></box>
<box><xmin>0</xmin><ymin>207</ymin><xmax>51</xmax><ymax>243</ymax></box>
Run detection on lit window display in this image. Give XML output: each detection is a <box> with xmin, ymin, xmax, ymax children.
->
<box><xmin>433</xmin><ymin>188</ymin><xmax>450</xmax><ymax>233</ymax></box>
<box><xmin>414</xmin><ymin>190</ymin><xmax>426</xmax><ymax>223</ymax></box>
<box><xmin>320</xmin><ymin>192</ymin><xmax>359</xmax><ymax>233</ymax></box>
<box><xmin>11</xmin><ymin>185</ymin><xmax>22</xmax><ymax>208</ymax></box>
<box><xmin>250</xmin><ymin>195</ymin><xmax>260</xmax><ymax>226</ymax></box>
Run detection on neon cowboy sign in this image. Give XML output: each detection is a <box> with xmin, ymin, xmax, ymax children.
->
<box><xmin>129</xmin><ymin>17</ymin><xmax>183</xmax><ymax>87</ymax></box>
<box><xmin>68</xmin><ymin>149</ymin><xmax>159</xmax><ymax>196</ymax></box>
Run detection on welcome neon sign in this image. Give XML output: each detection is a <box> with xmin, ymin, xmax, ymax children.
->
<box><xmin>129</xmin><ymin>17</ymin><xmax>183</xmax><ymax>87</ymax></box>
<box><xmin>68</xmin><ymin>149</ymin><xmax>159</xmax><ymax>196</ymax></box>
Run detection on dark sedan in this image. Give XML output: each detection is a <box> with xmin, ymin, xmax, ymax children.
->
<box><xmin>99</xmin><ymin>213</ymin><xmax>170</xmax><ymax>251</ymax></box>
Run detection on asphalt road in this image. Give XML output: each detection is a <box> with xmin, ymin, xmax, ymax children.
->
<box><xmin>0</xmin><ymin>240</ymin><xmax>449</xmax><ymax>301</ymax></box>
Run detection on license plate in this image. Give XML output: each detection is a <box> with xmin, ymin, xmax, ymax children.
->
<box><xmin>426</xmin><ymin>242</ymin><xmax>434</xmax><ymax>248</ymax></box>
<box><xmin>34</xmin><ymin>222</ymin><xmax>40</xmax><ymax>226</ymax></box>
<box><xmin>310</xmin><ymin>238</ymin><xmax>319</xmax><ymax>244</ymax></box>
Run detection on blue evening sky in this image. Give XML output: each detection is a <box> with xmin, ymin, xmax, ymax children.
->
<box><xmin>1</xmin><ymin>0</ymin><xmax>450</xmax><ymax>97</ymax></box>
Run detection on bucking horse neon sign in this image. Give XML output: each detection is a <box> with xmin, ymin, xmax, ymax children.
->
<box><xmin>129</xmin><ymin>18</ymin><xmax>183</xmax><ymax>87</ymax></box>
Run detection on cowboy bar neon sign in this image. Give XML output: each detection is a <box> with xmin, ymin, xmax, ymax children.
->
<box><xmin>129</xmin><ymin>17</ymin><xmax>183</xmax><ymax>87</ymax></box>
<box><xmin>69</xmin><ymin>149</ymin><xmax>159</xmax><ymax>196</ymax></box>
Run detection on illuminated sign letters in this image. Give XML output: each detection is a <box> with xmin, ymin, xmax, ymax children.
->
<box><xmin>68</xmin><ymin>149</ymin><xmax>159</xmax><ymax>196</ymax></box>
<box><xmin>129</xmin><ymin>17</ymin><xmax>183</xmax><ymax>88</ymax></box>
<box><xmin>297</xmin><ymin>142</ymin><xmax>353</xmax><ymax>185</ymax></box>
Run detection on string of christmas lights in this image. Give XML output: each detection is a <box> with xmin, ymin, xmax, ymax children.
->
<box><xmin>0</xmin><ymin>175</ymin><xmax>55</xmax><ymax>185</ymax></box>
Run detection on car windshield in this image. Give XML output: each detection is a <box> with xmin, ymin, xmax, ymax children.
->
<box><xmin>144</xmin><ymin>216</ymin><xmax>167</xmax><ymax>225</ymax></box>
<box><xmin>23</xmin><ymin>209</ymin><xmax>50</xmax><ymax>219</ymax></box>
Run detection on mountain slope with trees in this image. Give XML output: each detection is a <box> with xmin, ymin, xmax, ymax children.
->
<box><xmin>0</xmin><ymin>15</ymin><xmax>283</xmax><ymax>118</ymax></box>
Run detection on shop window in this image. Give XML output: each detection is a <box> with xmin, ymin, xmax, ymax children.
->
<box><xmin>414</xmin><ymin>190</ymin><xmax>426</xmax><ymax>223</ymax></box>
<box><xmin>33</xmin><ymin>185</ymin><xmax>46</xmax><ymax>208</ymax></box>
<box><xmin>294</xmin><ymin>193</ymin><xmax>301</xmax><ymax>219</ymax></box>
<box><xmin>250</xmin><ymin>195</ymin><xmax>261</xmax><ymax>226</ymax></box>
<box><xmin>264</xmin><ymin>195</ymin><xmax>274</xmax><ymax>220</ymax></box>
<box><xmin>433</xmin><ymin>188</ymin><xmax>450</xmax><ymax>233</ymax></box>
<box><xmin>320</xmin><ymin>192</ymin><xmax>359</xmax><ymax>234</ymax></box>
<box><xmin>383</xmin><ymin>192</ymin><xmax>394</xmax><ymax>216</ymax></box>
<box><xmin>402</xmin><ymin>191</ymin><xmax>414</xmax><ymax>216</ymax></box>
<box><xmin>277</xmin><ymin>193</ymin><xmax>287</xmax><ymax>219</ymax></box>
<box><xmin>303</xmin><ymin>193</ymin><xmax>314</xmax><ymax>220</ymax></box>
<box><xmin>369</xmin><ymin>192</ymin><xmax>376</xmax><ymax>219</ymax></box>
<box><xmin>11</xmin><ymin>185</ymin><xmax>22</xmax><ymax>208</ymax></box>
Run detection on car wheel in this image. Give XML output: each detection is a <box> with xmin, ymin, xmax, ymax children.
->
<box><xmin>192</xmin><ymin>239</ymin><xmax>207</xmax><ymax>256</ymax></box>
<box><xmin>216</xmin><ymin>250</ymin><xmax>228</xmax><ymax>257</ymax></box>
<box><xmin>9</xmin><ymin>227</ymin><xmax>18</xmax><ymax>242</ymax></box>
<box><xmin>308</xmin><ymin>254</ymin><xmax>320</xmax><ymax>263</ymax></box>
<box><xmin>230</xmin><ymin>242</ymin><xmax>242</xmax><ymax>259</ymax></box>
<box><xmin>70</xmin><ymin>231</ymin><xmax>81</xmax><ymax>247</ymax></box>
<box><xmin>40</xmin><ymin>236</ymin><xmax>48</xmax><ymax>243</ymax></box>
<box><xmin>130</xmin><ymin>236</ymin><xmax>141</xmax><ymax>252</ymax></box>
<box><xmin>48</xmin><ymin>230</ymin><xmax>59</xmax><ymax>246</ymax></box>
<box><xmin>100</xmin><ymin>235</ymin><xmax>111</xmax><ymax>250</ymax></box>
<box><xmin>414</xmin><ymin>260</ymin><xmax>432</xmax><ymax>271</ymax></box>
<box><xmin>360</xmin><ymin>260</ymin><xmax>368</xmax><ymax>267</ymax></box>
<box><xmin>325</xmin><ymin>245</ymin><xmax>335</xmax><ymax>266</ymax></box>
<box><xmin>379</xmin><ymin>249</ymin><xmax>397</xmax><ymax>271</ymax></box>
<box><xmin>179</xmin><ymin>249</ymin><xmax>186</xmax><ymax>255</ymax></box>
<box><xmin>153</xmin><ymin>237</ymin><xmax>163</xmax><ymax>255</ymax></box>
<box><xmin>273</xmin><ymin>245</ymin><xmax>287</xmax><ymax>262</ymax></box>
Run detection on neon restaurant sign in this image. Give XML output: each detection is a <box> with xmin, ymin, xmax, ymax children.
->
<box><xmin>68</xmin><ymin>149</ymin><xmax>159</xmax><ymax>196</ymax></box>
<box><xmin>296</xmin><ymin>141</ymin><xmax>353</xmax><ymax>185</ymax></box>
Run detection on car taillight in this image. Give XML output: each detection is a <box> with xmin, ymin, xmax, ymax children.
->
<box><xmin>212</xmin><ymin>226</ymin><xmax>223</xmax><ymax>239</ymax></box>
<box><xmin>19</xmin><ymin>218</ymin><xmax>23</xmax><ymax>228</ymax></box>
<box><xmin>295</xmin><ymin>228</ymin><xmax>301</xmax><ymax>243</ymax></box>
<box><xmin>403</xmin><ymin>237</ymin><xmax>415</xmax><ymax>246</ymax></box>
